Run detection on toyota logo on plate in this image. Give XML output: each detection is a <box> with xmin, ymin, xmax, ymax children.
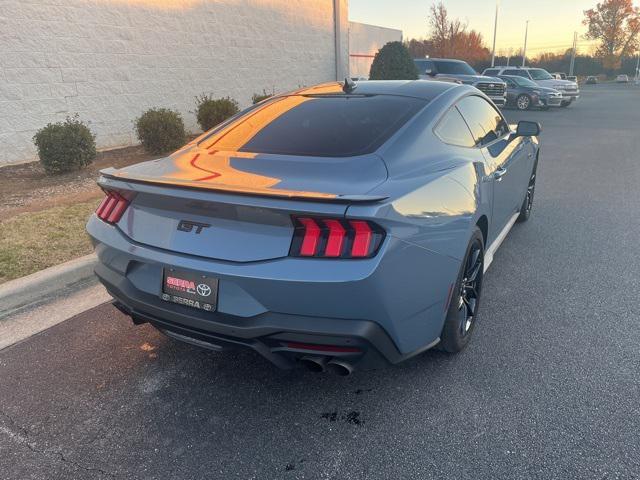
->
<box><xmin>196</xmin><ymin>284</ymin><xmax>212</xmax><ymax>297</ymax></box>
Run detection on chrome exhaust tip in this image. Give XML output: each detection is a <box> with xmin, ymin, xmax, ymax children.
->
<box><xmin>299</xmin><ymin>356</ymin><xmax>327</xmax><ymax>373</ymax></box>
<box><xmin>326</xmin><ymin>359</ymin><xmax>353</xmax><ymax>376</ymax></box>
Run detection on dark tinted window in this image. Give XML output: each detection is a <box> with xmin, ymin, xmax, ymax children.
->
<box><xmin>414</xmin><ymin>59</ymin><xmax>434</xmax><ymax>73</ymax></box>
<box><xmin>504</xmin><ymin>75</ymin><xmax>537</xmax><ymax>88</ymax></box>
<box><xmin>529</xmin><ymin>68</ymin><xmax>553</xmax><ymax>80</ymax></box>
<box><xmin>435</xmin><ymin>107</ymin><xmax>474</xmax><ymax>147</ymax></box>
<box><xmin>507</xmin><ymin>69</ymin><xmax>531</xmax><ymax>79</ymax></box>
<box><xmin>205</xmin><ymin>95</ymin><xmax>426</xmax><ymax>157</ymax></box>
<box><xmin>433</xmin><ymin>60</ymin><xmax>477</xmax><ymax>75</ymax></box>
<box><xmin>483</xmin><ymin>69</ymin><xmax>500</xmax><ymax>76</ymax></box>
<box><xmin>456</xmin><ymin>96</ymin><xmax>509</xmax><ymax>147</ymax></box>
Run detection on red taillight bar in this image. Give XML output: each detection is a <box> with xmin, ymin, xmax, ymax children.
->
<box><xmin>96</xmin><ymin>190</ymin><xmax>130</xmax><ymax>224</ymax></box>
<box><xmin>350</xmin><ymin>220</ymin><xmax>372</xmax><ymax>257</ymax></box>
<box><xmin>298</xmin><ymin>217</ymin><xmax>321</xmax><ymax>256</ymax></box>
<box><xmin>290</xmin><ymin>216</ymin><xmax>384</xmax><ymax>259</ymax></box>
<box><xmin>285</xmin><ymin>342</ymin><xmax>362</xmax><ymax>353</ymax></box>
<box><xmin>323</xmin><ymin>219</ymin><xmax>346</xmax><ymax>257</ymax></box>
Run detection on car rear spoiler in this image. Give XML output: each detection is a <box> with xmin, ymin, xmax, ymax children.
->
<box><xmin>98</xmin><ymin>168</ymin><xmax>389</xmax><ymax>204</ymax></box>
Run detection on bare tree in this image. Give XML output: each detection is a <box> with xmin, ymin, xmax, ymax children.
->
<box><xmin>427</xmin><ymin>2</ymin><xmax>489</xmax><ymax>62</ymax></box>
<box><xmin>429</xmin><ymin>2</ymin><xmax>466</xmax><ymax>57</ymax></box>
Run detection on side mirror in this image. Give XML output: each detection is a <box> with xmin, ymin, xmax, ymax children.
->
<box><xmin>515</xmin><ymin>120</ymin><xmax>541</xmax><ymax>137</ymax></box>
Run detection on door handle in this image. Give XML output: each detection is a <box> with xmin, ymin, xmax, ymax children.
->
<box><xmin>494</xmin><ymin>167</ymin><xmax>507</xmax><ymax>181</ymax></box>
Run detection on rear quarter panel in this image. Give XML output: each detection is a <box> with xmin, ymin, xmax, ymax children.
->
<box><xmin>347</xmin><ymin>162</ymin><xmax>489</xmax><ymax>351</ymax></box>
<box><xmin>345</xmin><ymin>91</ymin><xmax>493</xmax><ymax>350</ymax></box>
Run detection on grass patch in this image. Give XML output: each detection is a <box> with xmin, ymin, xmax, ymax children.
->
<box><xmin>0</xmin><ymin>200</ymin><xmax>99</xmax><ymax>284</ymax></box>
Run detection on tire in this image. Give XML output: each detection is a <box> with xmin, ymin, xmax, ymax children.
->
<box><xmin>540</xmin><ymin>105</ymin><xmax>550</xmax><ymax>111</ymax></box>
<box><xmin>516</xmin><ymin>94</ymin><xmax>531</xmax><ymax>110</ymax></box>
<box><xmin>439</xmin><ymin>228</ymin><xmax>484</xmax><ymax>353</ymax></box>
<box><xmin>560</xmin><ymin>101</ymin><xmax>571</xmax><ymax>107</ymax></box>
<box><xmin>517</xmin><ymin>162</ymin><xmax>537</xmax><ymax>223</ymax></box>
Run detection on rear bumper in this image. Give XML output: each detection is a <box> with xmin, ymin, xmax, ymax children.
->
<box><xmin>97</xmin><ymin>262</ymin><xmax>437</xmax><ymax>370</ymax></box>
<box><xmin>87</xmin><ymin>215</ymin><xmax>458</xmax><ymax>370</ymax></box>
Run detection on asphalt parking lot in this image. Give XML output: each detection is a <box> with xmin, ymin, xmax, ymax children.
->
<box><xmin>1</xmin><ymin>83</ymin><xmax>639</xmax><ymax>480</ymax></box>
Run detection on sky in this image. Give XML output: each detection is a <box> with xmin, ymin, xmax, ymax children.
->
<box><xmin>349</xmin><ymin>0</ymin><xmax>600</xmax><ymax>55</ymax></box>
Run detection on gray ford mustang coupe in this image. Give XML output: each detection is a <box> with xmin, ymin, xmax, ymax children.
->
<box><xmin>87</xmin><ymin>80</ymin><xmax>540</xmax><ymax>375</ymax></box>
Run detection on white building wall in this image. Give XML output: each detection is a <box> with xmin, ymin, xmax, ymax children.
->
<box><xmin>348</xmin><ymin>21</ymin><xmax>402</xmax><ymax>79</ymax></box>
<box><xmin>0</xmin><ymin>0</ymin><xmax>349</xmax><ymax>165</ymax></box>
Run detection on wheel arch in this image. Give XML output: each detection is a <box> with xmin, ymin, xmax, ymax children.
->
<box><xmin>475</xmin><ymin>215</ymin><xmax>488</xmax><ymax>247</ymax></box>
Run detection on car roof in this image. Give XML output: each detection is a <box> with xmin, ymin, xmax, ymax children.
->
<box><xmin>291</xmin><ymin>80</ymin><xmax>460</xmax><ymax>101</ymax></box>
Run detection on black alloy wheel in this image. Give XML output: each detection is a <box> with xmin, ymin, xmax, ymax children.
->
<box><xmin>517</xmin><ymin>168</ymin><xmax>537</xmax><ymax>222</ymax></box>
<box><xmin>457</xmin><ymin>241</ymin><xmax>483</xmax><ymax>336</ymax></box>
<box><xmin>439</xmin><ymin>228</ymin><xmax>484</xmax><ymax>353</ymax></box>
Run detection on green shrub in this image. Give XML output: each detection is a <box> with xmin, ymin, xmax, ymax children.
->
<box><xmin>194</xmin><ymin>95</ymin><xmax>239</xmax><ymax>131</ymax></box>
<box><xmin>369</xmin><ymin>41</ymin><xmax>419</xmax><ymax>80</ymax></box>
<box><xmin>252</xmin><ymin>90</ymin><xmax>274</xmax><ymax>104</ymax></box>
<box><xmin>134</xmin><ymin>108</ymin><xmax>186</xmax><ymax>154</ymax></box>
<box><xmin>33</xmin><ymin>116</ymin><xmax>96</xmax><ymax>174</ymax></box>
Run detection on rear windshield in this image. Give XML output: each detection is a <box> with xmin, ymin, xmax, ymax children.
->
<box><xmin>202</xmin><ymin>94</ymin><xmax>427</xmax><ymax>157</ymax></box>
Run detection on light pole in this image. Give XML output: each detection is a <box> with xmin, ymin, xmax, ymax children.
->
<box><xmin>491</xmin><ymin>1</ymin><xmax>500</xmax><ymax>67</ymax></box>
<box><xmin>522</xmin><ymin>20</ymin><xmax>529</xmax><ymax>67</ymax></box>
<box><xmin>569</xmin><ymin>32</ymin><xmax>577</xmax><ymax>76</ymax></box>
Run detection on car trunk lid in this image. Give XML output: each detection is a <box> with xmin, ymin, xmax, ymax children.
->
<box><xmin>100</xmin><ymin>146</ymin><xmax>388</xmax><ymax>201</ymax></box>
<box><xmin>99</xmin><ymin>148</ymin><xmax>388</xmax><ymax>262</ymax></box>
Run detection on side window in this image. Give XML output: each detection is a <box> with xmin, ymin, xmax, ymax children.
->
<box><xmin>456</xmin><ymin>96</ymin><xmax>509</xmax><ymax>147</ymax></box>
<box><xmin>435</xmin><ymin>107</ymin><xmax>475</xmax><ymax>147</ymax></box>
<box><xmin>426</xmin><ymin>60</ymin><xmax>436</xmax><ymax>73</ymax></box>
<box><xmin>502</xmin><ymin>78</ymin><xmax>515</xmax><ymax>87</ymax></box>
<box><xmin>484</xmin><ymin>69</ymin><xmax>500</xmax><ymax>76</ymax></box>
<box><xmin>512</xmin><ymin>69</ymin><xmax>530</xmax><ymax>79</ymax></box>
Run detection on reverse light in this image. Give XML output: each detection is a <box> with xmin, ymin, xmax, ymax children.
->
<box><xmin>96</xmin><ymin>191</ymin><xmax>130</xmax><ymax>224</ymax></box>
<box><xmin>290</xmin><ymin>216</ymin><xmax>385</xmax><ymax>259</ymax></box>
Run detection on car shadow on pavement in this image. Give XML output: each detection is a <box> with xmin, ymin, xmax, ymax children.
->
<box><xmin>0</xmin><ymin>303</ymin><xmax>480</xmax><ymax>478</ymax></box>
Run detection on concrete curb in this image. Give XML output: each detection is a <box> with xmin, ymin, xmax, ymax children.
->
<box><xmin>0</xmin><ymin>253</ymin><xmax>98</xmax><ymax>318</ymax></box>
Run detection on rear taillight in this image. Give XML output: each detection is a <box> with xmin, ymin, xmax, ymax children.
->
<box><xmin>285</xmin><ymin>342</ymin><xmax>362</xmax><ymax>353</ymax></box>
<box><xmin>290</xmin><ymin>216</ymin><xmax>385</xmax><ymax>259</ymax></box>
<box><xmin>96</xmin><ymin>191</ymin><xmax>130</xmax><ymax>224</ymax></box>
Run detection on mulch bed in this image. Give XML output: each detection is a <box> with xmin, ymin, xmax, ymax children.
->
<box><xmin>0</xmin><ymin>142</ymin><xmax>186</xmax><ymax>221</ymax></box>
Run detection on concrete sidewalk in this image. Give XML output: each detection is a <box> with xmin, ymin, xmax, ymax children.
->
<box><xmin>0</xmin><ymin>254</ymin><xmax>98</xmax><ymax>319</ymax></box>
<box><xmin>0</xmin><ymin>283</ymin><xmax>111</xmax><ymax>350</ymax></box>
<box><xmin>0</xmin><ymin>254</ymin><xmax>111</xmax><ymax>350</ymax></box>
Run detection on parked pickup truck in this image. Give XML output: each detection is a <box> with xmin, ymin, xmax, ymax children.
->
<box><xmin>414</xmin><ymin>58</ymin><xmax>507</xmax><ymax>106</ymax></box>
<box><xmin>482</xmin><ymin>66</ymin><xmax>580</xmax><ymax>107</ymax></box>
